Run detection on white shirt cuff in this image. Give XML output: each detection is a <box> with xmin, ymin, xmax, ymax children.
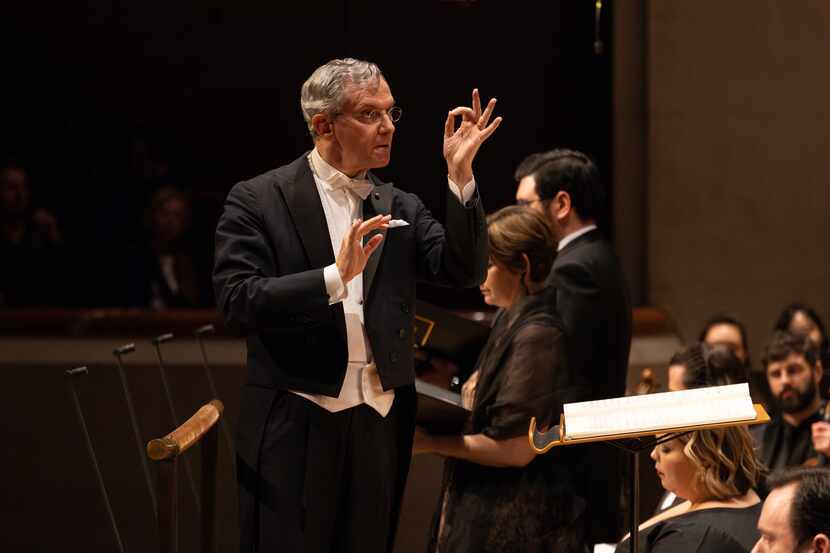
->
<box><xmin>447</xmin><ymin>176</ymin><xmax>476</xmax><ymax>205</ymax></box>
<box><xmin>323</xmin><ymin>263</ymin><xmax>348</xmax><ymax>305</ymax></box>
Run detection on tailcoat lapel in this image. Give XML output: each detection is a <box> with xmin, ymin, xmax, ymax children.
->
<box><xmin>362</xmin><ymin>174</ymin><xmax>393</xmax><ymax>301</ymax></box>
<box><xmin>278</xmin><ymin>156</ymin><xmax>346</xmax><ymax>343</ymax></box>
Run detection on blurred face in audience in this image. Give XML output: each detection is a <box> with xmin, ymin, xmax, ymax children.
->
<box><xmin>480</xmin><ymin>258</ymin><xmax>522</xmax><ymax>309</ymax></box>
<box><xmin>152</xmin><ymin>197</ymin><xmax>190</xmax><ymax>244</ymax></box>
<box><xmin>752</xmin><ymin>483</ymin><xmax>798</xmax><ymax>553</ymax></box>
<box><xmin>0</xmin><ymin>167</ymin><xmax>30</xmax><ymax>217</ymax></box>
<box><xmin>651</xmin><ymin>438</ymin><xmax>700</xmax><ymax>501</ymax></box>
<box><xmin>667</xmin><ymin>363</ymin><xmax>687</xmax><ymax>392</ymax></box>
<box><xmin>789</xmin><ymin>310</ymin><xmax>823</xmax><ymax>349</ymax></box>
<box><xmin>766</xmin><ymin>353</ymin><xmax>820</xmax><ymax>414</ymax></box>
<box><xmin>703</xmin><ymin>323</ymin><xmax>748</xmax><ymax>365</ymax></box>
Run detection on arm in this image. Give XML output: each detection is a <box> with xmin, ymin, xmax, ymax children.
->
<box><xmin>213</xmin><ymin>180</ymin><xmax>386</xmax><ymax>333</ymax></box>
<box><xmin>413</xmin><ymin>188</ymin><xmax>487</xmax><ymax>288</ymax></box>
<box><xmin>415</xmin><ymin>324</ymin><xmax>579</xmax><ymax>467</ymax></box>
<box><xmin>550</xmin><ymin>260</ymin><xmax>603</xmax><ymax>340</ymax></box>
<box><xmin>411</xmin><ymin>89</ymin><xmax>501</xmax><ymax>288</ymax></box>
<box><xmin>213</xmin><ymin>182</ymin><xmax>330</xmax><ymax>333</ymax></box>
<box><xmin>413</xmin><ymin>429</ymin><xmax>534</xmax><ymax>468</ymax></box>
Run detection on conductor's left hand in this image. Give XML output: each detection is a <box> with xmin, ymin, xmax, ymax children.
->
<box><xmin>443</xmin><ymin>88</ymin><xmax>502</xmax><ymax>187</ymax></box>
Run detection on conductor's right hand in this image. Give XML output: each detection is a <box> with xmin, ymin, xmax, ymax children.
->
<box><xmin>336</xmin><ymin>214</ymin><xmax>391</xmax><ymax>285</ymax></box>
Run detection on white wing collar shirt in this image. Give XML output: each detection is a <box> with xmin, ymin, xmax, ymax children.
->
<box><xmin>290</xmin><ymin>148</ymin><xmax>475</xmax><ymax>417</ymax></box>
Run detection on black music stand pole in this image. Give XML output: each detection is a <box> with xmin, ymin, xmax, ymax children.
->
<box><xmin>65</xmin><ymin>367</ymin><xmax>127</xmax><ymax>553</ymax></box>
<box><xmin>195</xmin><ymin>324</ymin><xmax>236</xmax><ymax>464</ymax></box>
<box><xmin>113</xmin><ymin>343</ymin><xmax>157</xmax><ymax>520</ymax></box>
<box><xmin>152</xmin><ymin>333</ymin><xmax>201</xmax><ymax>511</ymax></box>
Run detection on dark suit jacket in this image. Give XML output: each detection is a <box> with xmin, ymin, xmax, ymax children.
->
<box><xmin>212</xmin><ymin>153</ymin><xmax>487</xmax><ymax>550</ymax></box>
<box><xmin>214</xmin><ymin>153</ymin><xmax>487</xmax><ymax>394</ymax></box>
<box><xmin>548</xmin><ymin>228</ymin><xmax>632</xmax><ymax>543</ymax></box>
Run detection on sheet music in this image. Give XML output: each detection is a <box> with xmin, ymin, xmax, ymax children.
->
<box><xmin>563</xmin><ymin>383</ymin><xmax>757</xmax><ymax>440</ymax></box>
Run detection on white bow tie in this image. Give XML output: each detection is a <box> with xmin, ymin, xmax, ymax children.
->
<box><xmin>330</xmin><ymin>174</ymin><xmax>374</xmax><ymax>200</ymax></box>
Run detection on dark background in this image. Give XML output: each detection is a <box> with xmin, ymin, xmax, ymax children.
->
<box><xmin>0</xmin><ymin>0</ymin><xmax>612</xmax><ymax>309</ymax></box>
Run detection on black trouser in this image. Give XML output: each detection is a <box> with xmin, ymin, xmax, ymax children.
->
<box><xmin>238</xmin><ymin>386</ymin><xmax>416</xmax><ymax>553</ymax></box>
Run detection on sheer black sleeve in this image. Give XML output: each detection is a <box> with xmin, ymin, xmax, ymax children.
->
<box><xmin>480</xmin><ymin>324</ymin><xmax>574</xmax><ymax>440</ymax></box>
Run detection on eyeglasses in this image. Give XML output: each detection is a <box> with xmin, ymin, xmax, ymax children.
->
<box><xmin>516</xmin><ymin>198</ymin><xmax>546</xmax><ymax>207</ymax></box>
<box><xmin>344</xmin><ymin>106</ymin><xmax>403</xmax><ymax>125</ymax></box>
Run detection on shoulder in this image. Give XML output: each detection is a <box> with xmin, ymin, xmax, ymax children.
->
<box><xmin>556</xmin><ymin>231</ymin><xmax>617</xmax><ymax>269</ymax></box>
<box><xmin>225</xmin><ymin>155</ymin><xmax>309</xmax><ymax>207</ymax></box>
<box><xmin>514</xmin><ymin>322</ymin><xmax>565</xmax><ymax>342</ymax></box>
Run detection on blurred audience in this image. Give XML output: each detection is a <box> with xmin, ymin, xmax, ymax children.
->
<box><xmin>667</xmin><ymin>343</ymin><xmax>747</xmax><ymax>392</ymax></box>
<box><xmin>699</xmin><ymin>313</ymin><xmax>752</xmax><ymax>381</ymax></box>
<box><xmin>751</xmin><ymin>331</ymin><xmax>828</xmax><ymax>472</ymax></box>
<box><xmin>616</xmin><ymin>426</ymin><xmax>764</xmax><ymax>553</ymax></box>
<box><xmin>123</xmin><ymin>186</ymin><xmax>211</xmax><ymax>309</ymax></box>
<box><xmin>774</xmin><ymin>302</ymin><xmax>830</xmax><ymax>394</ymax></box>
<box><xmin>0</xmin><ymin>161</ymin><xmax>71</xmax><ymax>307</ymax></box>
<box><xmin>752</xmin><ymin>467</ymin><xmax>830</xmax><ymax>553</ymax></box>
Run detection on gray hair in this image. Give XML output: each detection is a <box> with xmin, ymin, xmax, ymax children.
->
<box><xmin>300</xmin><ymin>58</ymin><xmax>383</xmax><ymax>139</ymax></box>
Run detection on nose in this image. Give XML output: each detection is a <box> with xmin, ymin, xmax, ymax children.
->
<box><xmin>650</xmin><ymin>447</ymin><xmax>658</xmax><ymax>461</ymax></box>
<box><xmin>379</xmin><ymin>112</ymin><xmax>395</xmax><ymax>133</ymax></box>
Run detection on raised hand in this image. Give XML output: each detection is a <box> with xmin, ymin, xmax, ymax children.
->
<box><xmin>443</xmin><ymin>88</ymin><xmax>503</xmax><ymax>186</ymax></box>
<box><xmin>812</xmin><ymin>421</ymin><xmax>830</xmax><ymax>456</ymax></box>
<box><xmin>336</xmin><ymin>214</ymin><xmax>391</xmax><ymax>284</ymax></box>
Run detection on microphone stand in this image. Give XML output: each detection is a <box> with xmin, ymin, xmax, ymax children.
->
<box><xmin>113</xmin><ymin>343</ymin><xmax>157</xmax><ymax>520</ymax></box>
<box><xmin>65</xmin><ymin>367</ymin><xmax>126</xmax><ymax>553</ymax></box>
<box><xmin>152</xmin><ymin>333</ymin><xmax>200</xmax><ymax>510</ymax></box>
<box><xmin>196</xmin><ymin>324</ymin><xmax>236</xmax><ymax>465</ymax></box>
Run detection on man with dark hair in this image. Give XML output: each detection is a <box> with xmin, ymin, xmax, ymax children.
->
<box><xmin>214</xmin><ymin>58</ymin><xmax>498</xmax><ymax>553</ymax></box>
<box><xmin>514</xmin><ymin>149</ymin><xmax>632</xmax><ymax>543</ymax></box>
<box><xmin>752</xmin><ymin>331</ymin><xmax>829</xmax><ymax>470</ymax></box>
<box><xmin>753</xmin><ymin>467</ymin><xmax>830</xmax><ymax>553</ymax></box>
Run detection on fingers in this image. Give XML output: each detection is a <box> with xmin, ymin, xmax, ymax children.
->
<box><xmin>472</xmin><ymin>88</ymin><xmax>481</xmax><ymax>120</ymax></box>
<box><xmin>478</xmin><ymin>116</ymin><xmax>503</xmax><ymax>142</ymax></box>
<box><xmin>449</xmin><ymin>106</ymin><xmax>476</xmax><ymax>121</ymax></box>
<box><xmin>349</xmin><ymin>214</ymin><xmax>391</xmax><ymax>240</ymax></box>
<box><xmin>362</xmin><ymin>233</ymin><xmax>384</xmax><ymax>258</ymax></box>
<box><xmin>444</xmin><ymin>111</ymin><xmax>454</xmax><ymax>138</ymax></box>
<box><xmin>478</xmin><ymin>97</ymin><xmax>497</xmax><ymax>128</ymax></box>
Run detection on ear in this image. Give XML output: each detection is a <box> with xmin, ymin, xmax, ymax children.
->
<box><xmin>311</xmin><ymin>113</ymin><xmax>334</xmax><ymax>138</ymax></box>
<box><xmin>520</xmin><ymin>252</ymin><xmax>532</xmax><ymax>286</ymax></box>
<box><xmin>550</xmin><ymin>190</ymin><xmax>572</xmax><ymax>223</ymax></box>
<box><xmin>813</xmin><ymin>533</ymin><xmax>830</xmax><ymax>553</ymax></box>
<box><xmin>814</xmin><ymin>360</ymin><xmax>824</xmax><ymax>385</ymax></box>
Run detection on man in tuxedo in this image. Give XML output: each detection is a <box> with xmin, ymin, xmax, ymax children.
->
<box><xmin>213</xmin><ymin>58</ymin><xmax>500</xmax><ymax>553</ymax></box>
<box><xmin>515</xmin><ymin>149</ymin><xmax>632</xmax><ymax>544</ymax></box>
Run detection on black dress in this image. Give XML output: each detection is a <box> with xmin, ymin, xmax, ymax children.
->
<box><xmin>614</xmin><ymin>503</ymin><xmax>762</xmax><ymax>553</ymax></box>
<box><xmin>430</xmin><ymin>287</ymin><xmax>590</xmax><ymax>553</ymax></box>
